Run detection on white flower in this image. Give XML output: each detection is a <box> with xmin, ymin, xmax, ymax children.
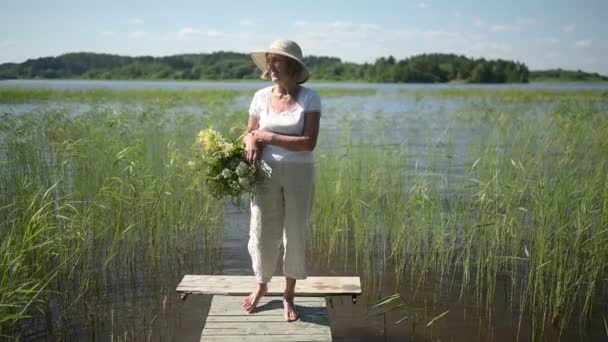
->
<box><xmin>238</xmin><ymin>177</ymin><xmax>250</xmax><ymax>187</ymax></box>
<box><xmin>235</xmin><ymin>162</ymin><xmax>249</xmax><ymax>176</ymax></box>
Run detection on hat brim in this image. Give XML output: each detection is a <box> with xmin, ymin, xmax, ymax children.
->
<box><xmin>251</xmin><ymin>48</ymin><xmax>310</xmax><ymax>84</ymax></box>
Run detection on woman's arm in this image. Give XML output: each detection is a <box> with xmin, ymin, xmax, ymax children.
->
<box><xmin>252</xmin><ymin>111</ymin><xmax>320</xmax><ymax>151</ymax></box>
<box><xmin>244</xmin><ymin>116</ymin><xmax>261</xmax><ymax>164</ymax></box>
<box><xmin>246</xmin><ymin>116</ymin><xmax>259</xmax><ymax>134</ymax></box>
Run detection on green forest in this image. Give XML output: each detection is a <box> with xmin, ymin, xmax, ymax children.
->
<box><xmin>0</xmin><ymin>51</ymin><xmax>604</xmax><ymax>83</ymax></box>
<box><xmin>529</xmin><ymin>68</ymin><xmax>608</xmax><ymax>82</ymax></box>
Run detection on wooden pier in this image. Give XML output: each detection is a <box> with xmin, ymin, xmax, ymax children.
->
<box><xmin>176</xmin><ymin>275</ymin><xmax>361</xmax><ymax>341</ymax></box>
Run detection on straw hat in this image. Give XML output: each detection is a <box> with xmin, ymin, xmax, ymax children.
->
<box><xmin>251</xmin><ymin>39</ymin><xmax>310</xmax><ymax>84</ymax></box>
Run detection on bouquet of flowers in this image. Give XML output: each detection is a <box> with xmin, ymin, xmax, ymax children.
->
<box><xmin>191</xmin><ymin>128</ymin><xmax>256</xmax><ymax>205</ymax></box>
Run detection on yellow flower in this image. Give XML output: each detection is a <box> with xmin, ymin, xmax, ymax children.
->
<box><xmin>223</xmin><ymin>142</ymin><xmax>235</xmax><ymax>154</ymax></box>
<box><xmin>196</xmin><ymin>128</ymin><xmax>226</xmax><ymax>154</ymax></box>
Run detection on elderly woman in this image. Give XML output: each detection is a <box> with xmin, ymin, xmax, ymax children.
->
<box><xmin>241</xmin><ymin>39</ymin><xmax>321</xmax><ymax>322</ymax></box>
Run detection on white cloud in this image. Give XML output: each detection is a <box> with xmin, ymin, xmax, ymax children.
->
<box><xmin>469</xmin><ymin>41</ymin><xmax>513</xmax><ymax>57</ymax></box>
<box><xmin>129</xmin><ymin>30</ymin><xmax>147</xmax><ymax>39</ymax></box>
<box><xmin>100</xmin><ymin>31</ymin><xmax>114</xmax><ymax>37</ymax></box>
<box><xmin>293</xmin><ymin>20</ymin><xmax>405</xmax><ymax>55</ymax></box>
<box><xmin>102</xmin><ymin>19</ymin><xmax>604</xmax><ymax>75</ymax></box>
<box><xmin>239</xmin><ymin>19</ymin><xmax>254</xmax><ymax>26</ymax></box>
<box><xmin>293</xmin><ymin>20</ymin><xmax>387</xmax><ymax>43</ymax></box>
<box><xmin>174</xmin><ymin>28</ymin><xmax>239</xmax><ymax>41</ymax></box>
<box><xmin>575</xmin><ymin>39</ymin><xmax>592</xmax><ymax>48</ymax></box>
<box><xmin>530</xmin><ymin>51</ymin><xmax>561</xmax><ymax>69</ymax></box>
<box><xmin>562</xmin><ymin>24</ymin><xmax>575</xmax><ymax>33</ymax></box>
<box><xmin>490</xmin><ymin>25</ymin><xmax>516</xmax><ymax>32</ymax></box>
<box><xmin>515</xmin><ymin>17</ymin><xmax>543</xmax><ymax>26</ymax></box>
<box><xmin>418</xmin><ymin>2</ymin><xmax>430</xmax><ymax>8</ymax></box>
<box><xmin>545</xmin><ymin>51</ymin><xmax>560</xmax><ymax>59</ymax></box>
<box><xmin>424</xmin><ymin>30</ymin><xmax>461</xmax><ymax>39</ymax></box>
<box><xmin>130</xmin><ymin>17</ymin><xmax>144</xmax><ymax>25</ymax></box>
<box><xmin>582</xmin><ymin>57</ymin><xmax>597</xmax><ymax>66</ymax></box>
<box><xmin>473</xmin><ymin>19</ymin><xmax>485</xmax><ymax>28</ymax></box>
<box><xmin>290</xmin><ymin>20</ymin><xmax>505</xmax><ymax>63</ymax></box>
<box><xmin>0</xmin><ymin>40</ymin><xmax>16</xmax><ymax>47</ymax></box>
<box><xmin>176</xmin><ymin>27</ymin><xmax>198</xmax><ymax>40</ymax></box>
<box><xmin>538</xmin><ymin>37</ymin><xmax>559</xmax><ymax>46</ymax></box>
<box><xmin>163</xmin><ymin>27</ymin><xmax>274</xmax><ymax>53</ymax></box>
<box><xmin>489</xmin><ymin>16</ymin><xmax>541</xmax><ymax>33</ymax></box>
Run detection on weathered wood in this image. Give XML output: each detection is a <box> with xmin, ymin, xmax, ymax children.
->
<box><xmin>200</xmin><ymin>335</ymin><xmax>331</xmax><ymax>342</ymax></box>
<box><xmin>210</xmin><ymin>296</ymin><xmax>326</xmax><ymax>303</ymax></box>
<box><xmin>207</xmin><ymin>315</ymin><xmax>309</xmax><ymax>322</ymax></box>
<box><xmin>208</xmin><ymin>297</ymin><xmax>327</xmax><ymax>317</ymax></box>
<box><xmin>201</xmin><ymin>295</ymin><xmax>332</xmax><ymax>341</ymax></box>
<box><xmin>180</xmin><ymin>276</ymin><xmax>361</xmax><ymax>341</ymax></box>
<box><xmin>203</xmin><ymin>323</ymin><xmax>328</xmax><ymax>335</ymax></box>
<box><xmin>177</xmin><ymin>275</ymin><xmax>361</xmax><ymax>296</ymax></box>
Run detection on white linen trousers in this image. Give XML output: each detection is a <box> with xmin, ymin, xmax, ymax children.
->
<box><xmin>248</xmin><ymin>159</ymin><xmax>314</xmax><ymax>283</ymax></box>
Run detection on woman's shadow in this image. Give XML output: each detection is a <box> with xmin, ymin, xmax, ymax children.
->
<box><xmin>254</xmin><ymin>299</ymin><xmax>330</xmax><ymax>326</ymax></box>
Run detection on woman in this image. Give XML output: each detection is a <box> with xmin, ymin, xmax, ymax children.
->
<box><xmin>241</xmin><ymin>39</ymin><xmax>321</xmax><ymax>322</ymax></box>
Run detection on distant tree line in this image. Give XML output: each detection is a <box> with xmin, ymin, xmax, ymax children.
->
<box><xmin>6</xmin><ymin>51</ymin><xmax>596</xmax><ymax>84</ymax></box>
<box><xmin>529</xmin><ymin>69</ymin><xmax>608</xmax><ymax>82</ymax></box>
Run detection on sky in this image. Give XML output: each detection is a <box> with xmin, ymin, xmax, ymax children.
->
<box><xmin>1</xmin><ymin>0</ymin><xmax>607</xmax><ymax>74</ymax></box>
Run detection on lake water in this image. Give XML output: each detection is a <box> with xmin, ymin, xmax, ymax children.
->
<box><xmin>3</xmin><ymin>80</ymin><xmax>607</xmax><ymax>341</ymax></box>
<box><xmin>2</xmin><ymin>78</ymin><xmax>608</xmax><ymax>91</ymax></box>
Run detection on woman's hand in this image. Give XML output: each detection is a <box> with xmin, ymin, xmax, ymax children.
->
<box><xmin>251</xmin><ymin>130</ymin><xmax>274</xmax><ymax>144</ymax></box>
<box><xmin>244</xmin><ymin>133</ymin><xmax>261</xmax><ymax>164</ymax></box>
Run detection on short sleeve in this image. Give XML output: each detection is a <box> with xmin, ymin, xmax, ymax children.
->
<box><xmin>248</xmin><ymin>92</ymin><xmax>261</xmax><ymax>118</ymax></box>
<box><xmin>305</xmin><ymin>90</ymin><xmax>321</xmax><ymax>113</ymax></box>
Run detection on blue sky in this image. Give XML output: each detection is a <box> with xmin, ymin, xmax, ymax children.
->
<box><xmin>1</xmin><ymin>0</ymin><xmax>606</xmax><ymax>74</ymax></box>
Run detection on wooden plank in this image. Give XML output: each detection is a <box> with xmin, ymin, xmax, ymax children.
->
<box><xmin>206</xmin><ymin>315</ymin><xmax>327</xmax><ymax>323</ymax></box>
<box><xmin>207</xmin><ymin>305</ymin><xmax>329</xmax><ymax>317</ymax></box>
<box><xmin>203</xmin><ymin>322</ymin><xmax>329</xmax><ymax>335</ymax></box>
<box><xmin>200</xmin><ymin>335</ymin><xmax>332</xmax><ymax>342</ymax></box>
<box><xmin>210</xmin><ymin>296</ymin><xmax>326</xmax><ymax>304</ymax></box>
<box><xmin>201</xmin><ymin>296</ymin><xmax>332</xmax><ymax>341</ymax></box>
<box><xmin>177</xmin><ymin>275</ymin><xmax>360</xmax><ymax>296</ymax></box>
<box><xmin>208</xmin><ymin>297</ymin><xmax>327</xmax><ymax>317</ymax></box>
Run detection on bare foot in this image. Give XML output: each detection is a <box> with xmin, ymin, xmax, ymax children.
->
<box><xmin>242</xmin><ymin>284</ymin><xmax>267</xmax><ymax>313</ymax></box>
<box><xmin>283</xmin><ymin>297</ymin><xmax>298</xmax><ymax>322</ymax></box>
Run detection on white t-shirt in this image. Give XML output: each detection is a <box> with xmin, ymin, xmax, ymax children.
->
<box><xmin>249</xmin><ymin>86</ymin><xmax>321</xmax><ymax>163</ymax></box>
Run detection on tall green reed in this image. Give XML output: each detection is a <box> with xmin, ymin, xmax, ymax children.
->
<box><xmin>0</xmin><ymin>102</ymin><xmax>230</xmax><ymax>335</ymax></box>
<box><xmin>311</xmin><ymin>93</ymin><xmax>608</xmax><ymax>339</ymax></box>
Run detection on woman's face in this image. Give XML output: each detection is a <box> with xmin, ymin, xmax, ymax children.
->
<box><xmin>266</xmin><ymin>53</ymin><xmax>291</xmax><ymax>83</ymax></box>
